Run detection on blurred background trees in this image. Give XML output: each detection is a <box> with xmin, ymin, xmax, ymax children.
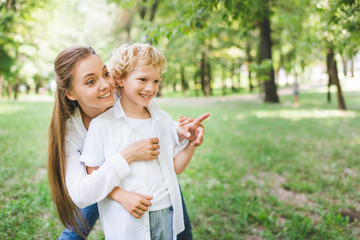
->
<box><xmin>0</xmin><ymin>0</ymin><xmax>359</xmax><ymax>109</ymax></box>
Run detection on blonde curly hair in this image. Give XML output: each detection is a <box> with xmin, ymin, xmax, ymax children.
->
<box><xmin>109</xmin><ymin>43</ymin><xmax>166</xmax><ymax>80</ymax></box>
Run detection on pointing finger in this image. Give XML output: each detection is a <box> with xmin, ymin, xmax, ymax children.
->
<box><xmin>192</xmin><ymin>113</ymin><xmax>210</xmax><ymax>125</ymax></box>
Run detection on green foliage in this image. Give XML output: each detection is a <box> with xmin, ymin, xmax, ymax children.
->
<box><xmin>316</xmin><ymin>0</ymin><xmax>360</xmax><ymax>55</ymax></box>
<box><xmin>2</xmin><ymin>0</ymin><xmax>360</xmax><ymax>100</ymax></box>
<box><xmin>250</xmin><ymin>59</ymin><xmax>273</xmax><ymax>82</ymax></box>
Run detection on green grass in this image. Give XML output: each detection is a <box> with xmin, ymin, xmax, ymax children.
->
<box><xmin>1</xmin><ymin>86</ymin><xmax>360</xmax><ymax>239</ymax></box>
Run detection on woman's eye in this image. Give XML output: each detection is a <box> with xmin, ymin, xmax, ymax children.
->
<box><xmin>86</xmin><ymin>79</ymin><xmax>95</xmax><ymax>85</ymax></box>
<box><xmin>104</xmin><ymin>72</ymin><xmax>110</xmax><ymax>77</ymax></box>
<box><xmin>139</xmin><ymin>78</ymin><xmax>146</xmax><ymax>82</ymax></box>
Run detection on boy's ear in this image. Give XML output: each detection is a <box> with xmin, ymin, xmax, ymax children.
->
<box><xmin>65</xmin><ymin>91</ymin><xmax>77</xmax><ymax>101</ymax></box>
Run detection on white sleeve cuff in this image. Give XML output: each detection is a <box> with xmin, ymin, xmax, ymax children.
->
<box><xmin>80</xmin><ymin>154</ymin><xmax>100</xmax><ymax>167</ymax></box>
<box><xmin>172</xmin><ymin>121</ymin><xmax>189</xmax><ymax>147</ymax></box>
<box><xmin>107</xmin><ymin>153</ymin><xmax>131</xmax><ymax>180</ymax></box>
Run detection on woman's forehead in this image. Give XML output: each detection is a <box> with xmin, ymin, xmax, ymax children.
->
<box><xmin>75</xmin><ymin>55</ymin><xmax>105</xmax><ymax>79</ymax></box>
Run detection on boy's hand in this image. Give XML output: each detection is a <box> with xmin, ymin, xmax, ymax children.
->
<box><xmin>177</xmin><ymin>113</ymin><xmax>209</xmax><ymax>144</ymax></box>
<box><xmin>109</xmin><ymin>188</ymin><xmax>153</xmax><ymax>218</ymax></box>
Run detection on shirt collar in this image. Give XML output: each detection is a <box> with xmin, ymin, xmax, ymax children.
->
<box><xmin>113</xmin><ymin>97</ymin><xmax>160</xmax><ymax>123</ymax></box>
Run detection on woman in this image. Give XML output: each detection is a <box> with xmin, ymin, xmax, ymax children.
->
<box><xmin>48</xmin><ymin>46</ymin><xmax>203</xmax><ymax>239</ymax></box>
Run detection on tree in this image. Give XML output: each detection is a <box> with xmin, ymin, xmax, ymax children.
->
<box><xmin>257</xmin><ymin>0</ymin><xmax>279</xmax><ymax>102</ymax></box>
<box><xmin>0</xmin><ymin>0</ymin><xmax>47</xmax><ymax>99</ymax></box>
<box><xmin>316</xmin><ymin>0</ymin><xmax>360</xmax><ymax>110</ymax></box>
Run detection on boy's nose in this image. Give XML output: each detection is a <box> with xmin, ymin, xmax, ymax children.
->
<box><xmin>144</xmin><ymin>83</ymin><xmax>155</xmax><ymax>92</ymax></box>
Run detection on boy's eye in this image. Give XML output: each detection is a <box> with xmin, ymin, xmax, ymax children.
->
<box><xmin>139</xmin><ymin>78</ymin><xmax>146</xmax><ymax>82</ymax></box>
<box><xmin>154</xmin><ymin>80</ymin><xmax>160</xmax><ymax>84</ymax></box>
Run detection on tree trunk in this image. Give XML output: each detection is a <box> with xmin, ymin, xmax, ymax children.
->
<box><xmin>149</xmin><ymin>0</ymin><xmax>159</xmax><ymax>22</ymax></box>
<box><xmin>326</xmin><ymin>50</ymin><xmax>333</xmax><ymax>103</ymax></box>
<box><xmin>237</xmin><ymin>59</ymin><xmax>241</xmax><ymax>91</ymax></box>
<box><xmin>341</xmin><ymin>54</ymin><xmax>347</xmax><ymax>77</ymax></box>
<box><xmin>0</xmin><ymin>74</ymin><xmax>3</xmax><ymax>100</ymax></box>
<box><xmin>194</xmin><ymin>70</ymin><xmax>200</xmax><ymax>97</ymax></box>
<box><xmin>139</xmin><ymin>0</ymin><xmax>147</xmax><ymax>19</ymax></box>
<box><xmin>327</xmin><ymin>81</ymin><xmax>332</xmax><ymax>103</ymax></box>
<box><xmin>222</xmin><ymin>68</ymin><xmax>227</xmax><ymax>95</ymax></box>
<box><xmin>230</xmin><ymin>60</ymin><xmax>238</xmax><ymax>92</ymax></box>
<box><xmin>14</xmin><ymin>80</ymin><xmax>19</xmax><ymax>100</ymax></box>
<box><xmin>258</xmin><ymin>1</ymin><xmax>279</xmax><ymax>103</ymax></box>
<box><xmin>246</xmin><ymin>43</ymin><xmax>254</xmax><ymax>92</ymax></box>
<box><xmin>327</xmin><ymin>48</ymin><xmax>346</xmax><ymax>110</ymax></box>
<box><xmin>200</xmin><ymin>52</ymin><xmax>211</xmax><ymax>96</ymax></box>
<box><xmin>208</xmin><ymin>60</ymin><xmax>212</xmax><ymax>95</ymax></box>
<box><xmin>180</xmin><ymin>65</ymin><xmax>189</xmax><ymax>97</ymax></box>
<box><xmin>351</xmin><ymin>57</ymin><xmax>354</xmax><ymax>78</ymax></box>
<box><xmin>35</xmin><ymin>82</ymin><xmax>41</xmax><ymax>94</ymax></box>
<box><xmin>156</xmin><ymin>85</ymin><xmax>162</xmax><ymax>97</ymax></box>
<box><xmin>123</xmin><ymin>12</ymin><xmax>132</xmax><ymax>42</ymax></box>
<box><xmin>138</xmin><ymin>0</ymin><xmax>159</xmax><ymax>44</ymax></box>
<box><xmin>8</xmin><ymin>82</ymin><xmax>12</xmax><ymax>99</ymax></box>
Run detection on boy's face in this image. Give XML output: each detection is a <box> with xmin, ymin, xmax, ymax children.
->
<box><xmin>119</xmin><ymin>60</ymin><xmax>161</xmax><ymax>111</ymax></box>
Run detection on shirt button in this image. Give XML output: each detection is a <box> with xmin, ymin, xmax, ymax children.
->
<box><xmin>145</xmin><ymin>224</ymin><xmax>150</xmax><ymax>230</ymax></box>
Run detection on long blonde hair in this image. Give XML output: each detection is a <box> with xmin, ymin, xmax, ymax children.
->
<box><xmin>48</xmin><ymin>46</ymin><xmax>96</xmax><ymax>237</ymax></box>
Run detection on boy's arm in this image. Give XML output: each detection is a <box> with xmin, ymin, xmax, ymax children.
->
<box><xmin>173</xmin><ymin>126</ymin><xmax>205</xmax><ymax>174</ymax></box>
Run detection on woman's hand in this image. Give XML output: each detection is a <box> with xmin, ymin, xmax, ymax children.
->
<box><xmin>120</xmin><ymin>138</ymin><xmax>160</xmax><ymax>164</ymax></box>
<box><xmin>177</xmin><ymin>113</ymin><xmax>209</xmax><ymax>146</ymax></box>
<box><xmin>192</xmin><ymin>125</ymin><xmax>205</xmax><ymax>147</ymax></box>
<box><xmin>108</xmin><ymin>187</ymin><xmax>153</xmax><ymax>218</ymax></box>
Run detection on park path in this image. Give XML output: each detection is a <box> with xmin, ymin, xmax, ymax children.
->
<box><xmin>156</xmin><ymin>79</ymin><xmax>359</xmax><ymax>105</ymax></box>
<box><xmin>156</xmin><ymin>83</ymin><xmax>316</xmax><ymax>105</ymax></box>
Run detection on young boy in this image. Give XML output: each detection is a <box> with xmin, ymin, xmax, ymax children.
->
<box><xmin>80</xmin><ymin>43</ymin><xmax>208</xmax><ymax>240</ymax></box>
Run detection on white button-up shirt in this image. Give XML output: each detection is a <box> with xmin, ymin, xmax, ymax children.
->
<box><xmin>65</xmin><ymin>108</ymin><xmax>131</xmax><ymax>209</ymax></box>
<box><xmin>80</xmin><ymin>98</ymin><xmax>187</xmax><ymax>240</ymax></box>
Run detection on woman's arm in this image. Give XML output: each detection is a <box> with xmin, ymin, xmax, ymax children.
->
<box><xmin>65</xmin><ymin>125</ymin><xmax>159</xmax><ymax>209</ymax></box>
<box><xmin>108</xmin><ymin>187</ymin><xmax>153</xmax><ymax>218</ymax></box>
<box><xmin>85</xmin><ymin>141</ymin><xmax>158</xmax><ymax>218</ymax></box>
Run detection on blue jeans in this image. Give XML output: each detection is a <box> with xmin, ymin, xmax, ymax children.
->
<box><xmin>150</xmin><ymin>206</ymin><xmax>174</xmax><ymax>240</ymax></box>
<box><xmin>58</xmin><ymin>203</ymin><xmax>99</xmax><ymax>240</ymax></box>
<box><xmin>58</xmin><ymin>188</ymin><xmax>192</xmax><ymax>239</ymax></box>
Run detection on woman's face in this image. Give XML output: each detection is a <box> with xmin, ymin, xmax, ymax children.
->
<box><xmin>66</xmin><ymin>54</ymin><xmax>115</xmax><ymax>117</ymax></box>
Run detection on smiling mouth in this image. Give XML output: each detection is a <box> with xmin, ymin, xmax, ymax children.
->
<box><xmin>139</xmin><ymin>93</ymin><xmax>153</xmax><ymax>99</ymax></box>
<box><xmin>98</xmin><ymin>91</ymin><xmax>111</xmax><ymax>99</ymax></box>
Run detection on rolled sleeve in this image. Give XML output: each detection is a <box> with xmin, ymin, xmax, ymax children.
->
<box><xmin>171</xmin><ymin>120</ymin><xmax>189</xmax><ymax>157</ymax></box>
<box><xmin>80</xmin><ymin>120</ymin><xmax>105</xmax><ymax>167</ymax></box>
<box><xmin>66</xmin><ymin>148</ymin><xmax>131</xmax><ymax>209</ymax></box>
<box><xmin>107</xmin><ymin>153</ymin><xmax>131</xmax><ymax>181</ymax></box>
<box><xmin>65</xmin><ymin>114</ymin><xmax>131</xmax><ymax>208</ymax></box>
